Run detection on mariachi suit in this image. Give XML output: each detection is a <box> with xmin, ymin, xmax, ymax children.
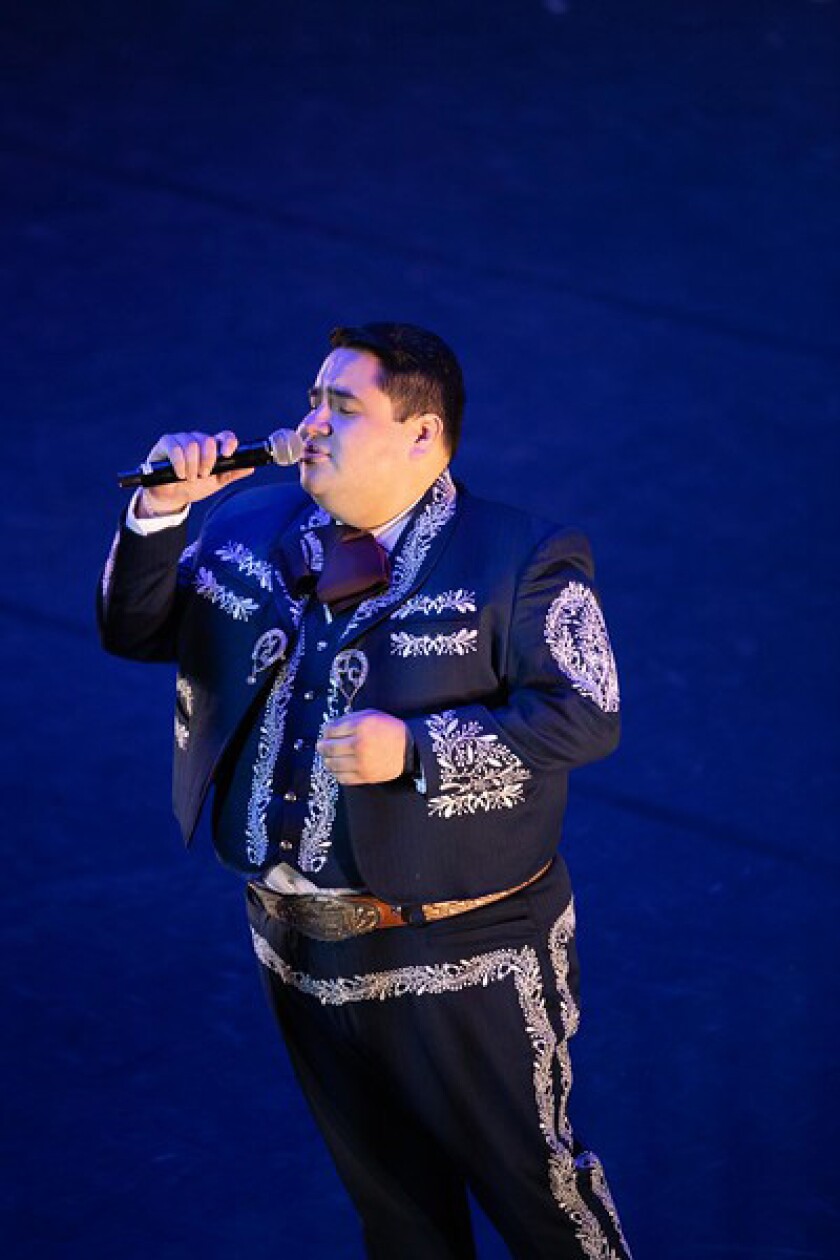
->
<box><xmin>99</xmin><ymin>469</ymin><xmax>631</xmax><ymax>1260</ymax></box>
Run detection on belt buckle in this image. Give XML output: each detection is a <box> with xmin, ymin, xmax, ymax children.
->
<box><xmin>249</xmin><ymin>883</ymin><xmax>382</xmax><ymax>942</ymax></box>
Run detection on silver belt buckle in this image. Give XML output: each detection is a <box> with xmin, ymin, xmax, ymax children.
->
<box><xmin>251</xmin><ymin>884</ymin><xmax>382</xmax><ymax>941</ymax></box>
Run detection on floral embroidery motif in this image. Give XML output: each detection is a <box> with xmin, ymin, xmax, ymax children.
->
<box><xmin>245</xmin><ymin>630</ymin><xmax>306</xmax><ymax>866</ymax></box>
<box><xmin>342</xmin><ymin>470</ymin><xmax>457</xmax><ymax>639</ymax></box>
<box><xmin>390</xmin><ymin>629</ymin><xmax>478</xmax><ymax>658</ymax></box>
<box><xmin>194</xmin><ymin>566</ymin><xmax>260</xmax><ymax>622</ymax></box>
<box><xmin>215</xmin><ymin>541</ymin><xmax>278</xmax><ymax>591</ymax></box>
<box><xmin>174</xmin><ymin>715</ymin><xmax>189</xmax><ymax>750</ymax></box>
<box><xmin>391</xmin><ymin>589</ymin><xmax>476</xmax><ymax>620</ymax></box>
<box><xmin>544</xmin><ymin>582</ymin><xmax>619</xmax><ymax>714</ymax></box>
<box><xmin>175</xmin><ymin>674</ymin><xmax>194</xmax><ymax>718</ymax></box>
<box><xmin>251</xmin><ymin>911</ymin><xmax>627</xmax><ymax>1258</ymax></box>
<box><xmin>425</xmin><ymin>711</ymin><xmax>531</xmax><ymax>818</ymax></box>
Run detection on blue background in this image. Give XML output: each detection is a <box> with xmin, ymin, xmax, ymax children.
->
<box><xmin>2</xmin><ymin>1</ymin><xmax>838</xmax><ymax>1255</ymax></box>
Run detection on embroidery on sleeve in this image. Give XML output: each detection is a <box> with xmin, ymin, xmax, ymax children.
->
<box><xmin>544</xmin><ymin>582</ymin><xmax>619</xmax><ymax>713</ymax></box>
<box><xmin>194</xmin><ymin>567</ymin><xmax>260</xmax><ymax>622</ymax></box>
<box><xmin>425</xmin><ymin>711</ymin><xmax>531</xmax><ymax>818</ymax></box>
<box><xmin>390</xmin><ymin>629</ymin><xmax>478</xmax><ymax>658</ymax></box>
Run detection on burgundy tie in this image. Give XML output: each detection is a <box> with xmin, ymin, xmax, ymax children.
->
<box><xmin>315</xmin><ymin>524</ymin><xmax>391</xmax><ymax>614</ymax></box>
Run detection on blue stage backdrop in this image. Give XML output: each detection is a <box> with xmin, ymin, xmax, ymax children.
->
<box><xmin>1</xmin><ymin>1</ymin><xmax>837</xmax><ymax>1256</ymax></box>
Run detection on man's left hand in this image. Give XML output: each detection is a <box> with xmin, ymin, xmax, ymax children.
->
<box><xmin>317</xmin><ymin>709</ymin><xmax>409</xmax><ymax>785</ymax></box>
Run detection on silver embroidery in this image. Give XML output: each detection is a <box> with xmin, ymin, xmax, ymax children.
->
<box><xmin>425</xmin><ymin>711</ymin><xmax>531</xmax><ymax>818</ymax></box>
<box><xmin>245</xmin><ymin>630</ymin><xmax>306</xmax><ymax>866</ymax></box>
<box><xmin>331</xmin><ymin>649</ymin><xmax>369</xmax><ymax>713</ymax></box>
<box><xmin>100</xmin><ymin>528</ymin><xmax>120</xmax><ymax>607</ymax></box>
<box><xmin>247</xmin><ymin>628</ymin><xmax>288</xmax><ymax>685</ymax></box>
<box><xmin>298</xmin><ymin>664</ymin><xmax>345</xmax><ymax>874</ymax></box>
<box><xmin>301</xmin><ymin>530</ymin><xmax>325</xmax><ymax>573</ymax></box>
<box><xmin>178</xmin><ymin>539</ymin><xmax>199</xmax><ymax>569</ymax></box>
<box><xmin>251</xmin><ymin>915</ymin><xmax>627</xmax><ymax>1258</ymax></box>
<box><xmin>547</xmin><ymin>902</ymin><xmax>631</xmax><ymax>1259</ymax></box>
<box><xmin>175</xmin><ymin>674</ymin><xmax>194</xmax><ymax>717</ymax></box>
<box><xmin>194</xmin><ymin>566</ymin><xmax>260</xmax><ymax>622</ymax></box>
<box><xmin>341</xmin><ymin>470</ymin><xmax>457</xmax><ymax>639</ymax></box>
<box><xmin>174</xmin><ymin>715</ymin><xmax>189</xmax><ymax>750</ymax></box>
<box><xmin>215</xmin><ymin>541</ymin><xmax>278</xmax><ymax>591</ymax></box>
<box><xmin>390</xmin><ymin>629</ymin><xmax>478</xmax><ymax>658</ymax></box>
<box><xmin>544</xmin><ymin>582</ymin><xmax>620</xmax><ymax>714</ymax></box>
<box><xmin>391</xmin><ymin>589</ymin><xmax>477</xmax><ymax>620</ymax></box>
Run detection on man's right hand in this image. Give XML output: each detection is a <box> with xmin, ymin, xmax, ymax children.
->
<box><xmin>135</xmin><ymin>430</ymin><xmax>256</xmax><ymax>518</ymax></box>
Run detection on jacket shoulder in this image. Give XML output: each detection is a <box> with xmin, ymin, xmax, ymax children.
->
<box><xmin>458</xmin><ymin>488</ymin><xmax>594</xmax><ymax>577</ymax></box>
<box><xmin>196</xmin><ymin>482</ymin><xmax>311</xmax><ymax>546</ymax></box>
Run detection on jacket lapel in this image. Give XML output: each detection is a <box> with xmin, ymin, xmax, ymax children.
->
<box><xmin>339</xmin><ymin>469</ymin><xmax>462</xmax><ymax>647</ymax></box>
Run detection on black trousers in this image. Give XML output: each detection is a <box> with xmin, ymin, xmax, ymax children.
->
<box><xmin>246</xmin><ymin>860</ymin><xmax>631</xmax><ymax>1260</ymax></box>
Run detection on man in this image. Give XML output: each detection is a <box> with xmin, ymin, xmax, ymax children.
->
<box><xmin>98</xmin><ymin>323</ymin><xmax>631</xmax><ymax>1259</ymax></box>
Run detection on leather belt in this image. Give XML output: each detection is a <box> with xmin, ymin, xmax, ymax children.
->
<box><xmin>247</xmin><ymin>861</ymin><xmax>552</xmax><ymax>943</ymax></box>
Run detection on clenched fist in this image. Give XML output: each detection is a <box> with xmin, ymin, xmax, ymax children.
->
<box><xmin>316</xmin><ymin>709</ymin><xmax>410</xmax><ymax>786</ymax></box>
<box><xmin>135</xmin><ymin>430</ymin><xmax>255</xmax><ymax>517</ymax></box>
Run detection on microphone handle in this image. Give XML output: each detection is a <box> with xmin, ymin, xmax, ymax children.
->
<box><xmin>118</xmin><ymin>439</ymin><xmax>274</xmax><ymax>489</ymax></box>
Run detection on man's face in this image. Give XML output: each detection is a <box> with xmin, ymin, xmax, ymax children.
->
<box><xmin>297</xmin><ymin>348</ymin><xmax>422</xmax><ymax>528</ymax></box>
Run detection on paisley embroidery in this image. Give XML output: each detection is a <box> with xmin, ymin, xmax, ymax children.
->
<box><xmin>390</xmin><ymin>629</ymin><xmax>478</xmax><ymax>658</ymax></box>
<box><xmin>391</xmin><ymin>589</ymin><xmax>476</xmax><ymax>620</ymax></box>
<box><xmin>251</xmin><ymin>912</ymin><xmax>627</xmax><ymax>1258</ymax></box>
<box><xmin>215</xmin><ymin>541</ymin><xmax>278</xmax><ymax>591</ymax></box>
<box><xmin>194</xmin><ymin>567</ymin><xmax>260</xmax><ymax>622</ymax></box>
<box><xmin>247</xmin><ymin>628</ymin><xmax>288</xmax><ymax>686</ymax></box>
<box><xmin>341</xmin><ymin>470</ymin><xmax>457</xmax><ymax>639</ymax></box>
<box><xmin>544</xmin><ymin>582</ymin><xmax>619</xmax><ymax>714</ymax></box>
<box><xmin>245</xmin><ymin>630</ymin><xmax>306</xmax><ymax>866</ymax></box>
<box><xmin>425</xmin><ymin>711</ymin><xmax>531</xmax><ymax>818</ymax></box>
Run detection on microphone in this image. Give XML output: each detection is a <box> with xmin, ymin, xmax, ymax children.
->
<box><xmin>117</xmin><ymin>429</ymin><xmax>304</xmax><ymax>489</ymax></box>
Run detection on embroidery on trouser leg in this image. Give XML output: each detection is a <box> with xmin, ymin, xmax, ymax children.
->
<box><xmin>547</xmin><ymin>902</ymin><xmax>632</xmax><ymax>1258</ymax></box>
<box><xmin>250</xmin><ymin>922</ymin><xmax>628</xmax><ymax>1258</ymax></box>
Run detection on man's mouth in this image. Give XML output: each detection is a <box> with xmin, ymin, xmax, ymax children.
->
<box><xmin>302</xmin><ymin>445</ymin><xmax>330</xmax><ymax>461</ymax></box>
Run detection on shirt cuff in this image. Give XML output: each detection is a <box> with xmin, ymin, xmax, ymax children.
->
<box><xmin>125</xmin><ymin>489</ymin><xmax>190</xmax><ymax>535</ymax></box>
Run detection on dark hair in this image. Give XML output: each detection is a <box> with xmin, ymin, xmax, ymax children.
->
<box><xmin>329</xmin><ymin>322</ymin><xmax>465</xmax><ymax>457</ymax></box>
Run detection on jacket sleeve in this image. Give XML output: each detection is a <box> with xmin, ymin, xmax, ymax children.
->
<box><xmin>96</xmin><ymin>513</ymin><xmax>196</xmax><ymax>662</ymax></box>
<box><xmin>405</xmin><ymin>530</ymin><xmax>621</xmax><ymax>811</ymax></box>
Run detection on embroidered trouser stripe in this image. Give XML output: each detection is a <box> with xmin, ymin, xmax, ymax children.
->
<box><xmin>248</xmin><ymin>871</ymin><xmax>630</xmax><ymax>1259</ymax></box>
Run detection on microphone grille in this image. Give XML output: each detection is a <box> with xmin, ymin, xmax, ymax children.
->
<box><xmin>268</xmin><ymin>429</ymin><xmax>304</xmax><ymax>466</ymax></box>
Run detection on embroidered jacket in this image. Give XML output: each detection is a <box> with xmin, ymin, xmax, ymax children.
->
<box><xmin>98</xmin><ymin>473</ymin><xmax>620</xmax><ymax>905</ymax></box>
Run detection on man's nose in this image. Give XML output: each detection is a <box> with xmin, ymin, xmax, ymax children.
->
<box><xmin>298</xmin><ymin>408</ymin><xmax>332</xmax><ymax>439</ymax></box>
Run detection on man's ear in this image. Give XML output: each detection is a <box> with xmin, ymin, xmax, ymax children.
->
<box><xmin>408</xmin><ymin>412</ymin><xmax>444</xmax><ymax>452</ymax></box>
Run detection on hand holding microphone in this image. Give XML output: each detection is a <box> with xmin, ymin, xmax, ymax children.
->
<box><xmin>118</xmin><ymin>428</ymin><xmax>304</xmax><ymax>517</ymax></box>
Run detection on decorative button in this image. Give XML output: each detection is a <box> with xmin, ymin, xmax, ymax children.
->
<box><xmin>283</xmin><ymin>790</ymin><xmax>297</xmax><ymax>803</ymax></box>
<box><xmin>293</xmin><ymin>738</ymin><xmax>305</xmax><ymax>751</ymax></box>
<box><xmin>280</xmin><ymin>840</ymin><xmax>293</xmax><ymax>851</ymax></box>
<box><xmin>303</xmin><ymin>690</ymin><xmax>315</xmax><ymax>700</ymax></box>
<box><xmin>316</xmin><ymin>640</ymin><xmax>328</xmax><ymax>651</ymax></box>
